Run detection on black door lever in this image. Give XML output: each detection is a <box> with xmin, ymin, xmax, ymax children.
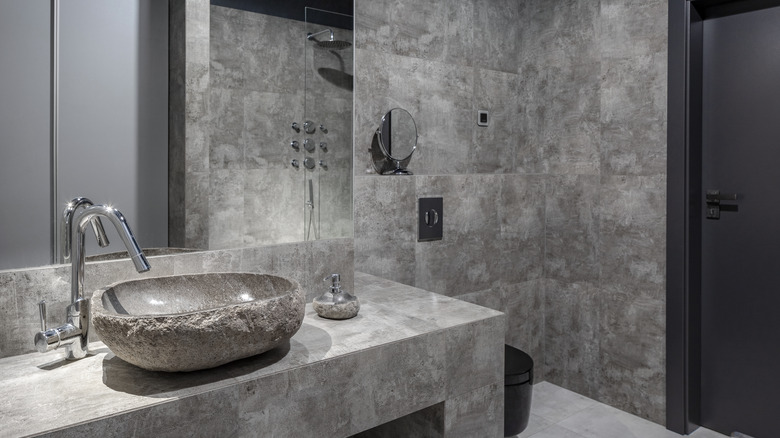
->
<box><xmin>706</xmin><ymin>189</ymin><xmax>738</xmax><ymax>219</ymax></box>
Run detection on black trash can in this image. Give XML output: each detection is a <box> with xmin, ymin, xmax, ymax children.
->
<box><xmin>504</xmin><ymin>345</ymin><xmax>534</xmax><ymax>437</ymax></box>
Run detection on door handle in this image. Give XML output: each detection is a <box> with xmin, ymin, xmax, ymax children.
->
<box><xmin>706</xmin><ymin>189</ymin><xmax>738</xmax><ymax>219</ymax></box>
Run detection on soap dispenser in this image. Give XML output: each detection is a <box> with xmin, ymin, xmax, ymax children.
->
<box><xmin>313</xmin><ymin>274</ymin><xmax>360</xmax><ymax>320</ymax></box>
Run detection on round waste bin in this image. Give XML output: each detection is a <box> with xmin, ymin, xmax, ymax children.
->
<box><xmin>504</xmin><ymin>345</ymin><xmax>533</xmax><ymax>437</ymax></box>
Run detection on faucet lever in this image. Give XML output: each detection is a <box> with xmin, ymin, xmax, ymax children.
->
<box><xmin>38</xmin><ymin>300</ymin><xmax>47</xmax><ymax>332</ymax></box>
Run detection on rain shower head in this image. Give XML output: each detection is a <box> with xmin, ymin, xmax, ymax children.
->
<box><xmin>307</xmin><ymin>28</ymin><xmax>352</xmax><ymax>50</ymax></box>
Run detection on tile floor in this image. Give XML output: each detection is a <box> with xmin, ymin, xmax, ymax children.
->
<box><xmin>511</xmin><ymin>382</ymin><xmax>730</xmax><ymax>438</ymax></box>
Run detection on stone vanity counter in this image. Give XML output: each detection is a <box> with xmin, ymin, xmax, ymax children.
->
<box><xmin>0</xmin><ymin>272</ymin><xmax>505</xmax><ymax>438</ymax></box>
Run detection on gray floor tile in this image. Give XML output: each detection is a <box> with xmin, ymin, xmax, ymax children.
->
<box><xmin>530</xmin><ymin>382</ymin><xmax>598</xmax><ymax>423</ymax></box>
<box><xmin>524</xmin><ymin>382</ymin><xmax>728</xmax><ymax>438</ymax></box>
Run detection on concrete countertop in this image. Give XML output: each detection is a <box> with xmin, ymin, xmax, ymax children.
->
<box><xmin>0</xmin><ymin>272</ymin><xmax>503</xmax><ymax>437</ymax></box>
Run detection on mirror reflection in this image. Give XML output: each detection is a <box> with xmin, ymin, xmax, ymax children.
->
<box><xmin>371</xmin><ymin>108</ymin><xmax>418</xmax><ymax>175</ymax></box>
<box><xmin>0</xmin><ymin>0</ymin><xmax>354</xmax><ymax>271</ymax></box>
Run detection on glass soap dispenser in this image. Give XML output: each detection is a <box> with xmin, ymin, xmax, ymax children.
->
<box><xmin>313</xmin><ymin>274</ymin><xmax>360</xmax><ymax>320</ymax></box>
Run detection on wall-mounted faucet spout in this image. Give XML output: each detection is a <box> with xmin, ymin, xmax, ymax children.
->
<box><xmin>35</xmin><ymin>204</ymin><xmax>150</xmax><ymax>360</ymax></box>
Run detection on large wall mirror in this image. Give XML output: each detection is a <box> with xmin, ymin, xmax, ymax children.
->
<box><xmin>0</xmin><ymin>0</ymin><xmax>353</xmax><ymax>271</ymax></box>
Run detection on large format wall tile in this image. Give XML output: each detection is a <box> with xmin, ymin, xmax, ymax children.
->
<box><xmin>355</xmin><ymin>0</ymin><xmax>473</xmax><ymax>67</ymax></box>
<box><xmin>544</xmin><ymin>175</ymin><xmax>601</xmax><ymax>283</ymax></box>
<box><xmin>599</xmin><ymin>0</ymin><xmax>668</xmax><ymax>60</ymax></box>
<box><xmin>600</xmin><ymin>53</ymin><xmax>668</xmax><ymax>176</ymax></box>
<box><xmin>354</xmin><ymin>176</ymin><xmax>417</xmax><ymax>286</ymax></box>
<box><xmin>415</xmin><ymin>175</ymin><xmax>500</xmax><ymax>296</ymax></box>
<box><xmin>471</xmin><ymin>69</ymin><xmax>521</xmax><ymax>174</ymax></box>
<box><xmin>503</xmin><ymin>279</ymin><xmax>545</xmax><ymax>382</ymax></box>
<box><xmin>598</xmin><ymin>286</ymin><xmax>666</xmax><ymax>424</ymax></box>
<box><xmin>598</xmin><ymin>175</ymin><xmax>666</xmax><ymax>300</ymax></box>
<box><xmin>544</xmin><ymin>279</ymin><xmax>601</xmax><ymax>399</ymax></box>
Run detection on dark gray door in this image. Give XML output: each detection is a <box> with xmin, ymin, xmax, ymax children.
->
<box><xmin>701</xmin><ymin>5</ymin><xmax>780</xmax><ymax>437</ymax></box>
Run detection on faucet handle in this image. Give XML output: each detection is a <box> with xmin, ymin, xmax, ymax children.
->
<box><xmin>38</xmin><ymin>300</ymin><xmax>47</xmax><ymax>331</ymax></box>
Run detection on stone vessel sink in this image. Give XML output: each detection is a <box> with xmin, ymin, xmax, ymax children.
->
<box><xmin>92</xmin><ymin>273</ymin><xmax>305</xmax><ymax>372</ymax></box>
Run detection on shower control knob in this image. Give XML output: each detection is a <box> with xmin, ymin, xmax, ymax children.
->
<box><xmin>303</xmin><ymin>157</ymin><xmax>316</xmax><ymax>170</ymax></box>
<box><xmin>291</xmin><ymin>159</ymin><xmax>300</xmax><ymax>168</ymax></box>
<box><xmin>303</xmin><ymin>139</ymin><xmax>316</xmax><ymax>153</ymax></box>
<box><xmin>303</xmin><ymin>120</ymin><xmax>316</xmax><ymax>134</ymax></box>
<box><xmin>290</xmin><ymin>140</ymin><xmax>300</xmax><ymax>151</ymax></box>
<box><xmin>319</xmin><ymin>124</ymin><xmax>328</xmax><ymax>134</ymax></box>
<box><xmin>291</xmin><ymin>122</ymin><xmax>300</xmax><ymax>133</ymax></box>
<box><xmin>319</xmin><ymin>142</ymin><xmax>328</xmax><ymax>152</ymax></box>
<box><xmin>319</xmin><ymin>160</ymin><xmax>328</xmax><ymax>169</ymax></box>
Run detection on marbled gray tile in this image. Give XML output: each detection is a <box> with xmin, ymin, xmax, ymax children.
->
<box><xmin>238</xmin><ymin>331</ymin><xmax>448</xmax><ymax>437</ymax></box>
<box><xmin>544</xmin><ymin>280</ymin><xmax>600</xmax><ymax>399</ymax></box>
<box><xmin>180</xmin><ymin>0</ymin><xmax>211</xmax><ymax>175</ymax></box>
<box><xmin>243</xmin><ymin>168</ymin><xmax>304</xmax><ymax>245</ymax></box>
<box><xmin>243</xmin><ymin>91</ymin><xmax>304</xmax><ymax>171</ymax></box>
<box><xmin>415</xmin><ymin>175</ymin><xmax>501</xmax><ymax>296</ymax></box>
<box><xmin>519</xmin><ymin>0</ymin><xmax>600</xmax><ymax>68</ymax></box>
<box><xmin>538</xmin><ymin>61</ymin><xmax>601</xmax><ymax>176</ymax></box>
<box><xmin>353</xmin><ymin>176</ymin><xmax>416</xmax><ymax>286</ymax></box>
<box><xmin>318</xmin><ymin>159</ymin><xmax>355</xmax><ymax>240</ymax></box>
<box><xmin>503</xmin><ymin>280</ymin><xmax>545</xmax><ymax>383</ymax></box>
<box><xmin>209</xmin><ymin>86</ymin><xmax>245</xmax><ymax>170</ymax></box>
<box><xmin>598</xmin><ymin>175</ymin><xmax>666</xmax><ymax>300</ymax></box>
<box><xmin>40</xmin><ymin>386</ymin><xmax>241</xmax><ymax>438</ymax></box>
<box><xmin>470</xmin><ymin>69</ymin><xmax>521</xmax><ymax>173</ymax></box>
<box><xmin>207</xmin><ymin>169</ymin><xmax>245</xmax><ymax>249</ymax></box>
<box><xmin>355</xmin><ymin>0</ymin><xmax>473</xmax><ymax>67</ymax></box>
<box><xmin>353</xmin><ymin>48</ymin><xmax>390</xmax><ymax>176</ymax></box>
<box><xmin>529</xmin><ymin>381</ymin><xmax>599</xmax><ymax>425</ymax></box>
<box><xmin>445</xmin><ymin>316</ymin><xmax>505</xmax><ymax>399</ymax></box>
<box><xmin>599</xmin><ymin>0</ymin><xmax>668</xmax><ymax>60</ymax></box>
<box><xmin>14</xmin><ymin>266</ymin><xmax>71</xmax><ymax>333</ymax></box>
<box><xmin>495</xmin><ymin>174</ymin><xmax>546</xmax><ymax>285</ymax></box>
<box><xmin>444</xmin><ymin>383</ymin><xmax>503</xmax><ymax>438</ymax></box>
<box><xmin>600</xmin><ymin>53</ymin><xmax>667</xmax><ymax>176</ymax></box>
<box><xmin>240</xmin><ymin>242</ymin><xmax>310</xmax><ymax>296</ymax></box>
<box><xmin>171</xmin><ymin>248</ymin><xmax>243</xmax><ymax>275</ymax></box>
<box><xmin>598</xmin><ymin>287</ymin><xmax>665</xmax><ymax>425</ymax></box>
<box><xmin>473</xmin><ymin>0</ymin><xmax>522</xmax><ymax>74</ymax></box>
<box><xmin>211</xmin><ymin>6</ymin><xmax>305</xmax><ymax>94</ymax></box>
<box><xmin>556</xmin><ymin>402</ymin><xmax>676</xmax><ymax>438</ymax></box>
<box><xmin>544</xmin><ymin>175</ymin><xmax>600</xmax><ymax>283</ymax></box>
<box><xmin>83</xmin><ymin>257</ymin><xmax>176</xmax><ymax>296</ymax></box>
<box><xmin>184</xmin><ymin>170</ymin><xmax>210</xmax><ymax>250</ymax></box>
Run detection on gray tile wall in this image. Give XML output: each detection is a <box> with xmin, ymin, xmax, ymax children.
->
<box><xmin>353</xmin><ymin>0</ymin><xmax>668</xmax><ymax>425</ymax></box>
<box><xmin>353</xmin><ymin>0</ymin><xmax>546</xmax><ymax>384</ymax></box>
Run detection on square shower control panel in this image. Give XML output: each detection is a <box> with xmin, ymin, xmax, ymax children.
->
<box><xmin>419</xmin><ymin>197</ymin><xmax>443</xmax><ymax>242</ymax></box>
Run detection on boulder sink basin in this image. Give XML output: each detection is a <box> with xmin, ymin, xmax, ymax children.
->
<box><xmin>92</xmin><ymin>273</ymin><xmax>305</xmax><ymax>372</ymax></box>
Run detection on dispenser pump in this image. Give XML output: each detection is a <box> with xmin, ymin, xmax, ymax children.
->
<box><xmin>326</xmin><ymin>273</ymin><xmax>341</xmax><ymax>293</ymax></box>
<box><xmin>313</xmin><ymin>273</ymin><xmax>360</xmax><ymax>320</ymax></box>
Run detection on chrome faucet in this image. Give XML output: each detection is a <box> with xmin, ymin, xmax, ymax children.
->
<box><xmin>60</xmin><ymin>197</ymin><xmax>110</xmax><ymax>264</ymax></box>
<box><xmin>35</xmin><ymin>204</ymin><xmax>150</xmax><ymax>359</ymax></box>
